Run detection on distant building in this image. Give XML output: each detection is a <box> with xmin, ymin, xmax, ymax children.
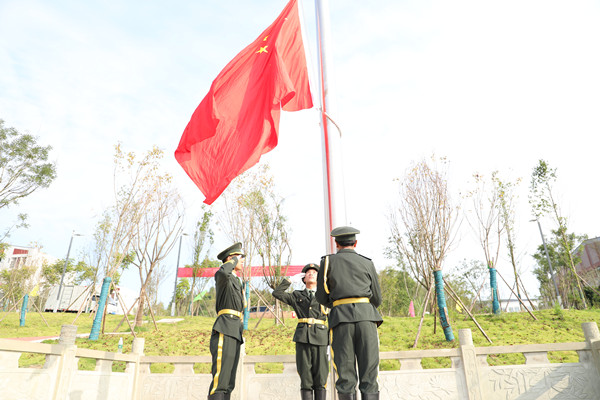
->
<box><xmin>0</xmin><ymin>244</ymin><xmax>58</xmax><ymax>286</ymax></box>
<box><xmin>500</xmin><ymin>298</ymin><xmax>540</xmax><ymax>313</ymax></box>
<box><xmin>573</xmin><ymin>237</ymin><xmax>600</xmax><ymax>287</ymax></box>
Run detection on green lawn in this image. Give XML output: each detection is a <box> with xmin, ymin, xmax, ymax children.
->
<box><xmin>1</xmin><ymin>308</ymin><xmax>599</xmax><ymax>372</ymax></box>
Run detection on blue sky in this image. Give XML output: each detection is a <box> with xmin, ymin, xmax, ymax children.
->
<box><xmin>2</xmin><ymin>0</ymin><xmax>600</xmax><ymax>304</ymax></box>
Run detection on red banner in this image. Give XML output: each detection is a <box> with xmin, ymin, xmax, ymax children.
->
<box><xmin>177</xmin><ymin>265</ymin><xmax>304</xmax><ymax>278</ymax></box>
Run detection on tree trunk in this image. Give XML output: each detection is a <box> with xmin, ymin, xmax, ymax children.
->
<box><xmin>433</xmin><ymin>269</ymin><xmax>454</xmax><ymax>341</ymax></box>
<box><xmin>489</xmin><ymin>266</ymin><xmax>501</xmax><ymax>315</ymax></box>
<box><xmin>135</xmin><ymin>288</ymin><xmax>145</xmax><ymax>327</ymax></box>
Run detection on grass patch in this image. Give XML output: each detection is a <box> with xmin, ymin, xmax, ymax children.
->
<box><xmin>2</xmin><ymin>308</ymin><xmax>600</xmax><ymax>371</ymax></box>
<box><xmin>487</xmin><ymin>353</ymin><xmax>525</xmax><ymax>366</ymax></box>
<box><xmin>548</xmin><ymin>351</ymin><xmax>579</xmax><ymax>364</ymax></box>
<box><xmin>421</xmin><ymin>357</ymin><xmax>452</xmax><ymax>369</ymax></box>
<box><xmin>150</xmin><ymin>363</ymin><xmax>174</xmax><ymax>373</ymax></box>
<box><xmin>193</xmin><ymin>363</ymin><xmax>211</xmax><ymax>374</ymax></box>
<box><xmin>380</xmin><ymin>359</ymin><xmax>400</xmax><ymax>371</ymax></box>
<box><xmin>255</xmin><ymin>363</ymin><xmax>283</xmax><ymax>374</ymax></box>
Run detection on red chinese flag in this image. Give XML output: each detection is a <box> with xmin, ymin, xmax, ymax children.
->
<box><xmin>175</xmin><ymin>0</ymin><xmax>313</xmax><ymax>204</ymax></box>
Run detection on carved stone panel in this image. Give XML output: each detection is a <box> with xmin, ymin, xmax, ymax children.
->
<box><xmin>379</xmin><ymin>370</ymin><xmax>460</xmax><ymax>400</ymax></box>
<box><xmin>483</xmin><ymin>364</ymin><xmax>600</xmax><ymax>399</ymax></box>
<box><xmin>247</xmin><ymin>375</ymin><xmax>304</xmax><ymax>400</ymax></box>
<box><xmin>140</xmin><ymin>374</ymin><xmax>212</xmax><ymax>400</ymax></box>
<box><xmin>69</xmin><ymin>372</ymin><xmax>131</xmax><ymax>400</ymax></box>
<box><xmin>0</xmin><ymin>370</ymin><xmax>53</xmax><ymax>400</ymax></box>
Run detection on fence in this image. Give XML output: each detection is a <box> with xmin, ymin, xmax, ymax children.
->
<box><xmin>1</xmin><ymin>322</ymin><xmax>599</xmax><ymax>399</ymax></box>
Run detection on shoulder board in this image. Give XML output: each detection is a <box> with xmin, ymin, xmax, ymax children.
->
<box><xmin>357</xmin><ymin>253</ymin><xmax>371</xmax><ymax>261</ymax></box>
<box><xmin>321</xmin><ymin>254</ymin><xmax>335</xmax><ymax>259</ymax></box>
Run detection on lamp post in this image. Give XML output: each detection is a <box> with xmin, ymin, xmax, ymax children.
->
<box><xmin>54</xmin><ymin>231</ymin><xmax>83</xmax><ymax>313</ymax></box>
<box><xmin>170</xmin><ymin>233</ymin><xmax>188</xmax><ymax>316</ymax></box>
<box><xmin>531</xmin><ymin>218</ymin><xmax>563</xmax><ymax>308</ymax></box>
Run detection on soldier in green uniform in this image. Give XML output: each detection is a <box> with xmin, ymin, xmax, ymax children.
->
<box><xmin>316</xmin><ymin>226</ymin><xmax>383</xmax><ymax>400</ymax></box>
<box><xmin>272</xmin><ymin>263</ymin><xmax>329</xmax><ymax>400</ymax></box>
<box><xmin>208</xmin><ymin>242</ymin><xmax>246</xmax><ymax>400</ymax></box>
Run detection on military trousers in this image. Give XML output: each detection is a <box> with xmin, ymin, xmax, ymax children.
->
<box><xmin>208</xmin><ymin>331</ymin><xmax>242</xmax><ymax>395</ymax></box>
<box><xmin>331</xmin><ymin>321</ymin><xmax>379</xmax><ymax>394</ymax></box>
<box><xmin>296</xmin><ymin>342</ymin><xmax>329</xmax><ymax>390</ymax></box>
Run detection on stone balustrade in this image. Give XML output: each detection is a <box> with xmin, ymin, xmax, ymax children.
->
<box><xmin>1</xmin><ymin>322</ymin><xmax>599</xmax><ymax>399</ymax></box>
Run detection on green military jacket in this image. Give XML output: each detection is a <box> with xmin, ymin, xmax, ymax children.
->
<box><xmin>273</xmin><ymin>279</ymin><xmax>329</xmax><ymax>346</ymax></box>
<box><xmin>316</xmin><ymin>248</ymin><xmax>383</xmax><ymax>329</ymax></box>
<box><xmin>212</xmin><ymin>258</ymin><xmax>244</xmax><ymax>342</ymax></box>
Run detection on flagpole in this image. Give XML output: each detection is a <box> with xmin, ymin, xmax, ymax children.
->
<box><xmin>314</xmin><ymin>0</ymin><xmax>347</xmax><ymax>254</ymax></box>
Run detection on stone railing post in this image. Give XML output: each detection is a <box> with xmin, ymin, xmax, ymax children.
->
<box><xmin>51</xmin><ymin>325</ymin><xmax>78</xmax><ymax>400</ymax></box>
<box><xmin>236</xmin><ymin>344</ymin><xmax>246</xmax><ymax>400</ymax></box>
<box><xmin>128</xmin><ymin>337</ymin><xmax>145</xmax><ymax>400</ymax></box>
<box><xmin>458</xmin><ymin>329</ymin><xmax>483</xmax><ymax>400</ymax></box>
<box><xmin>582</xmin><ymin>322</ymin><xmax>600</xmax><ymax>378</ymax></box>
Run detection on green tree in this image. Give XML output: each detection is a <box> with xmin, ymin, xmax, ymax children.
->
<box><xmin>529</xmin><ymin>159</ymin><xmax>586</xmax><ymax>308</ymax></box>
<box><xmin>0</xmin><ymin>119</ymin><xmax>56</xmax><ymax>209</ymax></box>
<box><xmin>0</xmin><ymin>263</ymin><xmax>35</xmax><ymax>310</ymax></box>
<box><xmin>175</xmin><ymin>279</ymin><xmax>190</xmax><ymax>315</ymax></box>
<box><xmin>532</xmin><ymin>229</ymin><xmax>587</xmax><ymax>308</ymax></box>
<box><xmin>186</xmin><ymin>207</ymin><xmax>215</xmax><ymax>315</ymax></box>
<box><xmin>0</xmin><ymin>119</ymin><xmax>56</xmax><ymax>241</ymax></box>
<box><xmin>378</xmin><ymin>266</ymin><xmax>417</xmax><ymax>316</ymax></box>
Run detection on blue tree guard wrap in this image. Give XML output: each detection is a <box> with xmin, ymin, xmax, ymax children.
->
<box><xmin>89</xmin><ymin>277</ymin><xmax>111</xmax><ymax>340</ymax></box>
<box><xmin>243</xmin><ymin>281</ymin><xmax>250</xmax><ymax>330</ymax></box>
<box><xmin>489</xmin><ymin>268</ymin><xmax>501</xmax><ymax>314</ymax></box>
<box><xmin>20</xmin><ymin>294</ymin><xmax>29</xmax><ymax>327</ymax></box>
<box><xmin>433</xmin><ymin>270</ymin><xmax>455</xmax><ymax>341</ymax></box>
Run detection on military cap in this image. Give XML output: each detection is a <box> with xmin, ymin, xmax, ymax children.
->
<box><xmin>302</xmin><ymin>263</ymin><xmax>319</xmax><ymax>274</ymax></box>
<box><xmin>217</xmin><ymin>242</ymin><xmax>244</xmax><ymax>262</ymax></box>
<box><xmin>330</xmin><ymin>226</ymin><xmax>360</xmax><ymax>242</ymax></box>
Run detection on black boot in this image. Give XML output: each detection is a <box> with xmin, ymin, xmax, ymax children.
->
<box><xmin>361</xmin><ymin>393</ymin><xmax>379</xmax><ymax>400</ymax></box>
<box><xmin>314</xmin><ymin>389</ymin><xmax>327</xmax><ymax>400</ymax></box>
<box><xmin>207</xmin><ymin>393</ymin><xmax>225</xmax><ymax>400</ymax></box>
<box><xmin>301</xmin><ymin>389</ymin><xmax>313</xmax><ymax>400</ymax></box>
<box><xmin>337</xmin><ymin>393</ymin><xmax>357</xmax><ymax>400</ymax></box>
<box><xmin>223</xmin><ymin>394</ymin><xmax>231</xmax><ymax>400</ymax></box>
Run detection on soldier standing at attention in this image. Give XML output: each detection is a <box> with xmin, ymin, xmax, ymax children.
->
<box><xmin>316</xmin><ymin>226</ymin><xmax>383</xmax><ymax>400</ymax></box>
<box><xmin>272</xmin><ymin>263</ymin><xmax>329</xmax><ymax>400</ymax></box>
<box><xmin>208</xmin><ymin>243</ymin><xmax>246</xmax><ymax>400</ymax></box>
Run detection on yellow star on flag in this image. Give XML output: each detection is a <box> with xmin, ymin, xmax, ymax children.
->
<box><xmin>257</xmin><ymin>45</ymin><xmax>268</xmax><ymax>54</ymax></box>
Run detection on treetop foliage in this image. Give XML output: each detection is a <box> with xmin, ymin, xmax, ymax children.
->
<box><xmin>0</xmin><ymin>119</ymin><xmax>56</xmax><ymax>210</ymax></box>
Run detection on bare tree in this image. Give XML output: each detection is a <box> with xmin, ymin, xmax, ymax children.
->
<box><xmin>219</xmin><ymin>164</ymin><xmax>292</xmax><ymax>324</ymax></box>
<box><xmin>219</xmin><ymin>164</ymin><xmax>292</xmax><ymax>286</ymax></box>
<box><xmin>493</xmin><ymin>173</ymin><xmax>531</xmax><ymax>310</ymax></box>
<box><xmin>101</xmin><ymin>144</ymin><xmax>163</xmax><ymax>282</ymax></box>
<box><xmin>389</xmin><ymin>156</ymin><xmax>458</xmax><ymax>342</ymax></box>
<box><xmin>131</xmin><ymin>183</ymin><xmax>184</xmax><ymax>327</ymax></box>
<box><xmin>464</xmin><ymin>172</ymin><xmax>503</xmax><ymax>314</ymax></box>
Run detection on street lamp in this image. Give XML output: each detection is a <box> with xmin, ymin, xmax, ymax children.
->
<box><xmin>531</xmin><ymin>218</ymin><xmax>563</xmax><ymax>308</ymax></box>
<box><xmin>54</xmin><ymin>231</ymin><xmax>83</xmax><ymax>313</ymax></box>
<box><xmin>170</xmin><ymin>233</ymin><xmax>188</xmax><ymax>316</ymax></box>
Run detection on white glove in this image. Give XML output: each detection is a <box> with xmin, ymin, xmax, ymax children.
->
<box><xmin>289</xmin><ymin>272</ymin><xmax>305</xmax><ymax>284</ymax></box>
